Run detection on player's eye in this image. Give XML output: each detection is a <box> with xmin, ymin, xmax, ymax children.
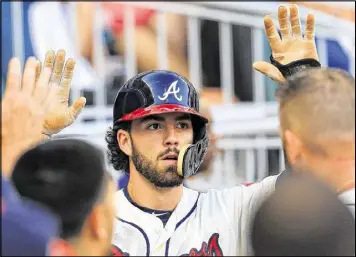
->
<box><xmin>147</xmin><ymin>123</ymin><xmax>162</xmax><ymax>130</ymax></box>
<box><xmin>177</xmin><ymin>122</ymin><xmax>190</xmax><ymax>129</ymax></box>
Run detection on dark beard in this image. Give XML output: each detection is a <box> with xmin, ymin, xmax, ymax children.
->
<box><xmin>130</xmin><ymin>139</ymin><xmax>184</xmax><ymax>188</ymax></box>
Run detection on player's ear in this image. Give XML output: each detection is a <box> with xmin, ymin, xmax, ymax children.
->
<box><xmin>87</xmin><ymin>205</ymin><xmax>108</xmax><ymax>240</ymax></box>
<box><xmin>117</xmin><ymin>129</ymin><xmax>132</xmax><ymax>156</ymax></box>
<box><xmin>284</xmin><ymin>129</ymin><xmax>302</xmax><ymax>166</ymax></box>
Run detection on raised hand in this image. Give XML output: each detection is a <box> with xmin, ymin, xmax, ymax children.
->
<box><xmin>253</xmin><ymin>4</ymin><xmax>319</xmax><ymax>84</ymax></box>
<box><xmin>1</xmin><ymin>57</ymin><xmax>57</xmax><ymax>177</ymax></box>
<box><xmin>40</xmin><ymin>50</ymin><xmax>86</xmax><ymax>136</ymax></box>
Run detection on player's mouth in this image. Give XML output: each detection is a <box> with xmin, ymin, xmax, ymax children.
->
<box><xmin>161</xmin><ymin>153</ymin><xmax>178</xmax><ymax>164</ymax></box>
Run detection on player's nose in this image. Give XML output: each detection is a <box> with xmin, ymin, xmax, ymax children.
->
<box><xmin>163</xmin><ymin>126</ymin><xmax>179</xmax><ymax>147</ymax></box>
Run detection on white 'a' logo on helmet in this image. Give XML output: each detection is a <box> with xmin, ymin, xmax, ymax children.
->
<box><xmin>158</xmin><ymin>80</ymin><xmax>182</xmax><ymax>101</ymax></box>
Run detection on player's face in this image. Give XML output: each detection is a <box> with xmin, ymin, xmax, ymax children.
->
<box><xmin>81</xmin><ymin>177</ymin><xmax>116</xmax><ymax>256</ymax></box>
<box><xmin>130</xmin><ymin>112</ymin><xmax>194</xmax><ymax>188</ymax></box>
<box><xmin>97</xmin><ymin>178</ymin><xmax>117</xmax><ymax>256</ymax></box>
<box><xmin>291</xmin><ymin>137</ymin><xmax>355</xmax><ymax>192</ymax></box>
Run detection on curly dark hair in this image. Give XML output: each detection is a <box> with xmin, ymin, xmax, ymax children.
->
<box><xmin>105</xmin><ymin>121</ymin><xmax>132</xmax><ymax>174</ymax></box>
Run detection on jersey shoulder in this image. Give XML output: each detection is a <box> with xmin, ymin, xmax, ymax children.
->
<box><xmin>339</xmin><ymin>188</ymin><xmax>355</xmax><ymax>216</ymax></box>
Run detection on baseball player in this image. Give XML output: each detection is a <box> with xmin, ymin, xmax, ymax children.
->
<box><xmin>274</xmin><ymin>67</ymin><xmax>355</xmax><ymax>216</ymax></box>
<box><xmin>106</xmin><ymin>69</ymin><xmax>277</xmax><ymax>256</ymax></box>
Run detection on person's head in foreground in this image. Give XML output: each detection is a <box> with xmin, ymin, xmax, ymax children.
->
<box><xmin>278</xmin><ymin>68</ymin><xmax>355</xmax><ymax>193</ymax></box>
<box><xmin>251</xmin><ymin>172</ymin><xmax>355</xmax><ymax>256</ymax></box>
<box><xmin>106</xmin><ymin>70</ymin><xmax>209</xmax><ymax>189</ymax></box>
<box><xmin>12</xmin><ymin>139</ymin><xmax>116</xmax><ymax>256</ymax></box>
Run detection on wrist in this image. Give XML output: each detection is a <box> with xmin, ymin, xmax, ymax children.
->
<box><xmin>1</xmin><ymin>142</ymin><xmax>28</xmax><ymax>178</ymax></box>
<box><xmin>270</xmin><ymin>55</ymin><xmax>321</xmax><ymax>78</ymax></box>
<box><xmin>1</xmin><ymin>134</ymin><xmax>50</xmax><ymax>178</ymax></box>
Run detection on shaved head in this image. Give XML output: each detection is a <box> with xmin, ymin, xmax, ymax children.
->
<box><xmin>278</xmin><ymin>68</ymin><xmax>355</xmax><ymax>155</ymax></box>
<box><xmin>277</xmin><ymin>68</ymin><xmax>355</xmax><ymax>193</ymax></box>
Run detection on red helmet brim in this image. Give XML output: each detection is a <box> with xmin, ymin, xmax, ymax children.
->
<box><xmin>119</xmin><ymin>104</ymin><xmax>208</xmax><ymax>123</ymax></box>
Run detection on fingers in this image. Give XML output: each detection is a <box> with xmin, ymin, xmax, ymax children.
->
<box><xmin>35</xmin><ymin>60</ymin><xmax>42</xmax><ymax>83</ymax></box>
<box><xmin>289</xmin><ymin>4</ymin><xmax>302</xmax><ymax>37</ymax></box>
<box><xmin>68</xmin><ymin>97</ymin><xmax>86</xmax><ymax>120</ymax></box>
<box><xmin>44</xmin><ymin>50</ymin><xmax>55</xmax><ymax>70</ymax></box>
<box><xmin>278</xmin><ymin>5</ymin><xmax>291</xmax><ymax>39</ymax></box>
<box><xmin>21</xmin><ymin>57</ymin><xmax>37</xmax><ymax>95</ymax></box>
<box><xmin>304</xmin><ymin>13</ymin><xmax>315</xmax><ymax>40</ymax></box>
<box><xmin>33</xmin><ymin>66</ymin><xmax>52</xmax><ymax>105</ymax></box>
<box><xmin>50</xmin><ymin>50</ymin><xmax>66</xmax><ymax>85</ymax></box>
<box><xmin>264</xmin><ymin>16</ymin><xmax>281</xmax><ymax>51</ymax></box>
<box><xmin>4</xmin><ymin>58</ymin><xmax>21</xmax><ymax>96</ymax></box>
<box><xmin>59</xmin><ymin>58</ymin><xmax>76</xmax><ymax>100</ymax></box>
<box><xmin>33</xmin><ymin>52</ymin><xmax>53</xmax><ymax>105</ymax></box>
<box><xmin>42</xmin><ymin>83</ymin><xmax>59</xmax><ymax>111</ymax></box>
<box><xmin>253</xmin><ymin>61</ymin><xmax>286</xmax><ymax>84</ymax></box>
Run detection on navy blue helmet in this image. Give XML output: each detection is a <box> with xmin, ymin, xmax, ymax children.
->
<box><xmin>113</xmin><ymin>70</ymin><xmax>208</xmax><ymax>124</ymax></box>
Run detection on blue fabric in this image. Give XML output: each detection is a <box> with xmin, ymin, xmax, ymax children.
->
<box><xmin>1</xmin><ymin>2</ymin><xmax>36</xmax><ymax>82</ymax></box>
<box><xmin>1</xmin><ymin>2</ymin><xmax>13</xmax><ymax>80</ymax></box>
<box><xmin>117</xmin><ymin>173</ymin><xmax>129</xmax><ymax>190</ymax></box>
<box><xmin>325</xmin><ymin>39</ymin><xmax>349</xmax><ymax>72</ymax></box>
<box><xmin>2</xmin><ymin>178</ymin><xmax>60</xmax><ymax>256</ymax></box>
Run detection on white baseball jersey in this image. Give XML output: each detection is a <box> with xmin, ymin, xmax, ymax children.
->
<box><xmin>339</xmin><ymin>188</ymin><xmax>355</xmax><ymax>217</ymax></box>
<box><xmin>111</xmin><ymin>175</ymin><xmax>278</xmax><ymax>256</ymax></box>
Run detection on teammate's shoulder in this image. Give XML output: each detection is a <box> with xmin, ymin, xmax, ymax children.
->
<box><xmin>339</xmin><ymin>188</ymin><xmax>355</xmax><ymax>205</ymax></box>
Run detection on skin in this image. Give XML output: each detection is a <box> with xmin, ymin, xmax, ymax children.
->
<box><xmin>283</xmin><ymin>130</ymin><xmax>355</xmax><ymax>194</ymax></box>
<box><xmin>117</xmin><ymin>112</ymin><xmax>194</xmax><ymax>211</ymax></box>
<box><xmin>67</xmin><ymin>179</ymin><xmax>117</xmax><ymax>256</ymax></box>
<box><xmin>1</xmin><ymin>57</ymin><xmax>57</xmax><ymax>177</ymax></box>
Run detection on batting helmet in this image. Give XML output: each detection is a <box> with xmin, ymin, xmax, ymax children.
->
<box><xmin>113</xmin><ymin>70</ymin><xmax>209</xmax><ymax>178</ymax></box>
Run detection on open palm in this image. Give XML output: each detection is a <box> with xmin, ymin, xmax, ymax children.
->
<box><xmin>253</xmin><ymin>5</ymin><xmax>319</xmax><ymax>84</ymax></box>
<box><xmin>39</xmin><ymin>50</ymin><xmax>86</xmax><ymax>136</ymax></box>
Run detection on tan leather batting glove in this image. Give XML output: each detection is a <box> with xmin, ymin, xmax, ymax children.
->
<box><xmin>253</xmin><ymin>4</ymin><xmax>319</xmax><ymax>84</ymax></box>
<box><xmin>39</xmin><ymin>50</ymin><xmax>86</xmax><ymax>137</ymax></box>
